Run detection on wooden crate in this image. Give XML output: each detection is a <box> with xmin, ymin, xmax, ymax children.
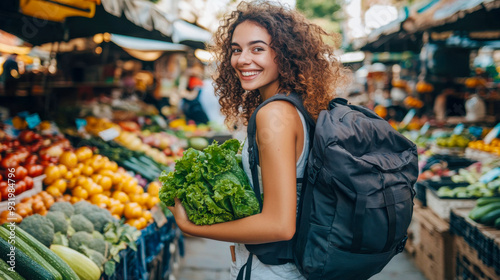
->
<box><xmin>412</xmin><ymin>207</ymin><xmax>455</xmax><ymax>280</ymax></box>
<box><xmin>425</xmin><ymin>188</ymin><xmax>477</xmax><ymax>221</ymax></box>
<box><xmin>455</xmin><ymin>235</ymin><xmax>500</xmax><ymax>280</ymax></box>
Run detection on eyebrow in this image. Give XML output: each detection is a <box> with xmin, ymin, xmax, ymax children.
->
<box><xmin>230</xmin><ymin>40</ymin><xmax>269</xmax><ymax>47</ymax></box>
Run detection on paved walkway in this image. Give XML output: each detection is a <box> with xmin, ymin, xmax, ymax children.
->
<box><xmin>175</xmin><ymin>236</ymin><xmax>428</xmax><ymax>280</ymax></box>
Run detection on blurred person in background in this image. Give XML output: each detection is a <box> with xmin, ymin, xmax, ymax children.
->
<box><xmin>2</xmin><ymin>53</ymin><xmax>19</xmax><ymax>96</ymax></box>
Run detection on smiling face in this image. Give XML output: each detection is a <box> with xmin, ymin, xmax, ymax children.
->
<box><xmin>230</xmin><ymin>20</ymin><xmax>280</xmax><ymax>99</ymax></box>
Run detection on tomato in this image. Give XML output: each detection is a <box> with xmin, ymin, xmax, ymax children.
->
<box><xmin>0</xmin><ymin>182</ymin><xmax>10</xmax><ymax>200</ymax></box>
<box><xmin>25</xmin><ymin>164</ymin><xmax>44</xmax><ymax>177</ymax></box>
<box><xmin>0</xmin><ymin>154</ymin><xmax>20</xmax><ymax>169</ymax></box>
<box><xmin>24</xmin><ymin>155</ymin><xmax>39</xmax><ymax>165</ymax></box>
<box><xmin>14</xmin><ymin>181</ymin><xmax>26</xmax><ymax>195</ymax></box>
<box><xmin>24</xmin><ymin>176</ymin><xmax>34</xmax><ymax>190</ymax></box>
<box><xmin>14</xmin><ymin>166</ymin><xmax>28</xmax><ymax>180</ymax></box>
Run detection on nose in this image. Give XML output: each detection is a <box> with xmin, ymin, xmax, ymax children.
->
<box><xmin>237</xmin><ymin>50</ymin><xmax>251</xmax><ymax>65</ymax></box>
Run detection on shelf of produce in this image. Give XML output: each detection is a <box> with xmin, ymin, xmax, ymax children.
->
<box><xmin>450</xmin><ymin>208</ymin><xmax>500</xmax><ymax>276</ymax></box>
<box><xmin>430</xmin><ymin>143</ymin><xmax>466</xmax><ymax>157</ymax></box>
<box><xmin>0</xmin><ymin>175</ymin><xmax>45</xmax><ymax>212</ymax></box>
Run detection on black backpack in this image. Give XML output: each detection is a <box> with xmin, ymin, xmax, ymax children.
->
<box><xmin>241</xmin><ymin>93</ymin><xmax>418</xmax><ymax>280</ymax></box>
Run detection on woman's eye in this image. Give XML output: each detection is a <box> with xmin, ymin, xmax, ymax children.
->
<box><xmin>253</xmin><ymin>47</ymin><xmax>264</xmax><ymax>52</ymax></box>
<box><xmin>231</xmin><ymin>49</ymin><xmax>241</xmax><ymax>53</ymax></box>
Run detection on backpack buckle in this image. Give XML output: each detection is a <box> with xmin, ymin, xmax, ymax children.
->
<box><xmin>396</xmin><ymin>235</ymin><xmax>408</xmax><ymax>254</ymax></box>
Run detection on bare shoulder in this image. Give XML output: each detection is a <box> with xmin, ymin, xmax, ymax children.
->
<box><xmin>255</xmin><ymin>100</ymin><xmax>300</xmax><ymax>129</ymax></box>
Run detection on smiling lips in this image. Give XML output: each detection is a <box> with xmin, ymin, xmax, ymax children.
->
<box><xmin>240</xmin><ymin>71</ymin><xmax>261</xmax><ymax>79</ymax></box>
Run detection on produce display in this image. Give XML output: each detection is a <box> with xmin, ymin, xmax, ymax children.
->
<box><xmin>468</xmin><ymin>197</ymin><xmax>500</xmax><ymax>229</ymax></box>
<box><xmin>159</xmin><ymin>139</ymin><xmax>260</xmax><ymax>225</ymax></box>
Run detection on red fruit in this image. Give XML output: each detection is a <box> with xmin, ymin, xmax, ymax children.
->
<box><xmin>24</xmin><ymin>176</ymin><xmax>34</xmax><ymax>191</ymax></box>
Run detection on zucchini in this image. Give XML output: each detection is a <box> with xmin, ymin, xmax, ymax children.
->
<box><xmin>0</xmin><ymin>226</ymin><xmax>62</xmax><ymax>280</ymax></box>
<box><xmin>469</xmin><ymin>202</ymin><xmax>500</xmax><ymax>221</ymax></box>
<box><xmin>479</xmin><ymin>209</ymin><xmax>500</xmax><ymax>225</ymax></box>
<box><xmin>476</xmin><ymin>197</ymin><xmax>500</xmax><ymax>207</ymax></box>
<box><xmin>0</xmin><ymin>237</ymin><xmax>55</xmax><ymax>280</ymax></box>
<box><xmin>495</xmin><ymin>217</ymin><xmax>500</xmax><ymax>229</ymax></box>
<box><xmin>0</xmin><ymin>259</ymin><xmax>25</xmax><ymax>280</ymax></box>
<box><xmin>50</xmin><ymin>245</ymin><xmax>101</xmax><ymax>280</ymax></box>
<box><xmin>3</xmin><ymin>225</ymin><xmax>79</xmax><ymax>280</ymax></box>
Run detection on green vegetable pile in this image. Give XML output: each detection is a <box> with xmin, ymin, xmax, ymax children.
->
<box><xmin>159</xmin><ymin>139</ymin><xmax>260</xmax><ymax>225</ymax></box>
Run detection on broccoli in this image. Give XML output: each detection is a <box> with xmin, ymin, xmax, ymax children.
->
<box><xmin>68</xmin><ymin>231</ymin><xmax>93</xmax><ymax>252</ymax></box>
<box><xmin>92</xmin><ymin>231</ymin><xmax>104</xmax><ymax>240</ymax></box>
<box><xmin>73</xmin><ymin>200</ymin><xmax>97</xmax><ymax>215</ymax></box>
<box><xmin>49</xmin><ymin>202</ymin><xmax>75</xmax><ymax>218</ymax></box>
<box><xmin>82</xmin><ymin>209</ymin><xmax>114</xmax><ymax>233</ymax></box>
<box><xmin>46</xmin><ymin>211</ymin><xmax>68</xmax><ymax>234</ymax></box>
<box><xmin>81</xmin><ymin>246</ymin><xmax>107</xmax><ymax>272</ymax></box>
<box><xmin>19</xmin><ymin>214</ymin><xmax>55</xmax><ymax>247</ymax></box>
<box><xmin>70</xmin><ymin>214</ymin><xmax>94</xmax><ymax>233</ymax></box>
<box><xmin>52</xmin><ymin>232</ymin><xmax>69</xmax><ymax>246</ymax></box>
<box><xmin>87</xmin><ymin>238</ymin><xmax>111</xmax><ymax>257</ymax></box>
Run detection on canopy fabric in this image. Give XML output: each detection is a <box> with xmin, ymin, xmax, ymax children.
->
<box><xmin>0</xmin><ymin>0</ymin><xmax>211</xmax><ymax>49</ymax></box>
<box><xmin>110</xmin><ymin>33</ymin><xmax>188</xmax><ymax>52</ymax></box>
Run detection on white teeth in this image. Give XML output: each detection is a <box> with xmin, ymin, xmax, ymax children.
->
<box><xmin>241</xmin><ymin>71</ymin><xmax>259</xmax><ymax>76</ymax></box>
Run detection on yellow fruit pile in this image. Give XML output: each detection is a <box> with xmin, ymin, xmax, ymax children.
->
<box><xmin>468</xmin><ymin>139</ymin><xmax>500</xmax><ymax>156</ymax></box>
<box><xmin>43</xmin><ymin>146</ymin><xmax>161</xmax><ymax>229</ymax></box>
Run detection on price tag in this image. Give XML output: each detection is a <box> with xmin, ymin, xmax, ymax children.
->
<box><xmin>400</xmin><ymin>109</ymin><xmax>416</xmax><ymax>127</ymax></box>
<box><xmin>151</xmin><ymin>205</ymin><xmax>167</xmax><ymax>228</ymax></box>
<box><xmin>25</xmin><ymin>113</ymin><xmax>41</xmax><ymax>129</ymax></box>
<box><xmin>75</xmin><ymin>119</ymin><xmax>87</xmax><ymax>131</ymax></box>
<box><xmin>453</xmin><ymin>123</ymin><xmax>464</xmax><ymax>135</ymax></box>
<box><xmin>483</xmin><ymin>123</ymin><xmax>500</xmax><ymax>144</ymax></box>
<box><xmin>99</xmin><ymin>128</ymin><xmax>120</xmax><ymax>141</ymax></box>
<box><xmin>419</xmin><ymin>122</ymin><xmax>430</xmax><ymax>135</ymax></box>
<box><xmin>479</xmin><ymin>167</ymin><xmax>500</xmax><ymax>184</ymax></box>
<box><xmin>17</xmin><ymin>111</ymin><xmax>29</xmax><ymax>118</ymax></box>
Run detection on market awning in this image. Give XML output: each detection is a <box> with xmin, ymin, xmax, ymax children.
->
<box><xmin>110</xmin><ymin>33</ymin><xmax>188</xmax><ymax>61</ymax></box>
<box><xmin>0</xmin><ymin>0</ymin><xmax>211</xmax><ymax>48</ymax></box>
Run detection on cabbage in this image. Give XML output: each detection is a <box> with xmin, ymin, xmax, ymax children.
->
<box><xmin>159</xmin><ymin>139</ymin><xmax>260</xmax><ymax>225</ymax></box>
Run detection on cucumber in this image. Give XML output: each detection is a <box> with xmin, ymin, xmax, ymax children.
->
<box><xmin>469</xmin><ymin>202</ymin><xmax>500</xmax><ymax>221</ymax></box>
<box><xmin>479</xmin><ymin>208</ymin><xmax>500</xmax><ymax>225</ymax></box>
<box><xmin>0</xmin><ymin>259</ymin><xmax>25</xmax><ymax>280</ymax></box>
<box><xmin>0</xmin><ymin>226</ymin><xmax>62</xmax><ymax>280</ymax></box>
<box><xmin>495</xmin><ymin>217</ymin><xmax>500</xmax><ymax>229</ymax></box>
<box><xmin>3</xmin><ymin>225</ymin><xmax>79</xmax><ymax>280</ymax></box>
<box><xmin>476</xmin><ymin>197</ymin><xmax>500</xmax><ymax>207</ymax></box>
<box><xmin>0</xmin><ymin>237</ymin><xmax>55</xmax><ymax>280</ymax></box>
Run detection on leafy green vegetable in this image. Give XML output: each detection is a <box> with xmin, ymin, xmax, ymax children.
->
<box><xmin>159</xmin><ymin>139</ymin><xmax>260</xmax><ymax>225</ymax></box>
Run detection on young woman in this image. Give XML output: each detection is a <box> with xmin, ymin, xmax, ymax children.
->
<box><xmin>167</xmin><ymin>1</ymin><xmax>349</xmax><ymax>278</ymax></box>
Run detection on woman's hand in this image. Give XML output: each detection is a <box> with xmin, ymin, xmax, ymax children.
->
<box><xmin>167</xmin><ymin>198</ymin><xmax>193</xmax><ymax>232</ymax></box>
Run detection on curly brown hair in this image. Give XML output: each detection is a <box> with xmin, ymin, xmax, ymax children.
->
<box><xmin>210</xmin><ymin>0</ymin><xmax>350</xmax><ymax>126</ymax></box>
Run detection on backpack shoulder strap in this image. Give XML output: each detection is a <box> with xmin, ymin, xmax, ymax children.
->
<box><xmin>247</xmin><ymin>93</ymin><xmax>315</xmax><ymax>209</ymax></box>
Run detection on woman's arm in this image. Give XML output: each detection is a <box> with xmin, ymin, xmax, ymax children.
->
<box><xmin>168</xmin><ymin>101</ymin><xmax>302</xmax><ymax>244</ymax></box>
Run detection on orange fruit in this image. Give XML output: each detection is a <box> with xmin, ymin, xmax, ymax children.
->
<box><xmin>50</xmin><ymin>179</ymin><xmax>67</xmax><ymax>193</ymax></box>
<box><xmin>112</xmin><ymin>214</ymin><xmax>121</xmax><ymax>220</ymax></box>
<box><xmin>124</xmin><ymin>202</ymin><xmax>142</xmax><ymax>219</ymax></box>
<box><xmin>57</xmin><ymin>164</ymin><xmax>68</xmax><ymax>176</ymax></box>
<box><xmin>147</xmin><ymin>181</ymin><xmax>161</xmax><ymax>197</ymax></box>
<box><xmin>81</xmin><ymin>165</ymin><xmax>94</xmax><ymax>176</ymax></box>
<box><xmin>100</xmin><ymin>176</ymin><xmax>112</xmax><ymax>190</ymax></box>
<box><xmin>70</xmin><ymin>196</ymin><xmax>83</xmax><ymax>204</ymax></box>
<box><xmin>90</xmin><ymin>194</ymin><xmax>110</xmax><ymax>207</ymax></box>
<box><xmin>109</xmin><ymin>204</ymin><xmax>125</xmax><ymax>216</ymax></box>
<box><xmin>46</xmin><ymin>186</ymin><xmax>62</xmax><ymax>197</ymax></box>
<box><xmin>146</xmin><ymin>196</ymin><xmax>160</xmax><ymax>209</ymax></box>
<box><xmin>59</xmin><ymin>151</ymin><xmax>78</xmax><ymax>168</ymax></box>
<box><xmin>143</xmin><ymin>210</ymin><xmax>153</xmax><ymax>223</ymax></box>
<box><xmin>112</xmin><ymin>191</ymin><xmax>130</xmax><ymax>204</ymax></box>
<box><xmin>87</xmin><ymin>183</ymin><xmax>103</xmax><ymax>196</ymax></box>
<box><xmin>43</xmin><ymin>165</ymin><xmax>61</xmax><ymax>185</ymax></box>
<box><xmin>63</xmin><ymin>171</ymin><xmax>73</xmax><ymax>180</ymax></box>
<box><xmin>75</xmin><ymin>146</ymin><xmax>93</xmax><ymax>162</ymax></box>
<box><xmin>72</xmin><ymin>186</ymin><xmax>89</xmax><ymax>199</ymax></box>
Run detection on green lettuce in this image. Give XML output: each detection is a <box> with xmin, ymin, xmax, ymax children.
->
<box><xmin>159</xmin><ymin>139</ymin><xmax>260</xmax><ymax>225</ymax></box>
